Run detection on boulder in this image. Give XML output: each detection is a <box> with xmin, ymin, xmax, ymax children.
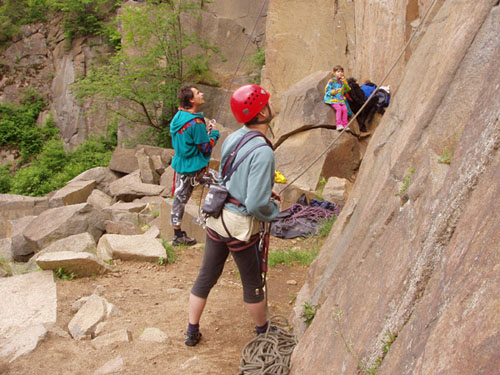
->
<box><xmin>22</xmin><ymin>203</ymin><xmax>105</xmax><ymax>253</ymax></box>
<box><xmin>0</xmin><ymin>194</ymin><xmax>48</xmax><ymax>238</ymax></box>
<box><xmin>38</xmin><ymin>232</ymin><xmax>97</xmax><ymax>254</ymax></box>
<box><xmin>136</xmin><ymin>148</ymin><xmax>160</xmax><ymax>184</ymax></box>
<box><xmin>49</xmin><ymin>180</ymin><xmax>96</xmax><ymax>208</ymax></box>
<box><xmin>109</xmin><ymin>170</ymin><xmax>164</xmax><ymax>202</ymax></box>
<box><xmin>104</xmin><ymin>221</ymin><xmax>143</xmax><ymax>236</ymax></box>
<box><xmin>104</xmin><ymin>201</ymin><xmax>147</xmax><ymax>213</ymax></box>
<box><xmin>87</xmin><ymin>189</ymin><xmax>113</xmax><ymax>210</ymax></box>
<box><xmin>278</xmin><ymin>184</ymin><xmax>316</xmax><ymax>211</ymax></box>
<box><xmin>0</xmin><ymin>238</ymin><xmax>12</xmax><ymax>262</ymax></box>
<box><xmin>322</xmin><ymin>177</ymin><xmax>351</xmax><ymax>206</ymax></box>
<box><xmin>159</xmin><ymin>166</ymin><xmax>176</xmax><ymax>198</ymax></box>
<box><xmin>0</xmin><ymin>324</ymin><xmax>48</xmax><ymax>363</ymax></box>
<box><xmin>94</xmin><ymin>356</ymin><xmax>124</xmax><ymax>375</ymax></box>
<box><xmin>9</xmin><ymin>216</ymin><xmax>38</xmax><ymax>262</ymax></box>
<box><xmin>68</xmin><ymin>294</ymin><xmax>108</xmax><ymax>339</ymax></box>
<box><xmin>28</xmin><ymin>232</ymin><xmax>98</xmax><ymax>267</ymax></box>
<box><xmin>275</xmin><ymin>128</ymin><xmax>361</xmax><ymax>191</ymax></box>
<box><xmin>97</xmin><ymin>234</ymin><xmax>166</xmax><ymax>262</ymax></box>
<box><xmin>91</xmin><ymin>329</ymin><xmax>131</xmax><ymax>349</ymax></box>
<box><xmin>0</xmin><ymin>271</ymin><xmax>57</xmax><ymax>337</ymax></box>
<box><xmin>36</xmin><ymin>251</ymin><xmax>111</xmax><ymax>277</ymax></box>
<box><xmin>139</xmin><ymin>327</ymin><xmax>169</xmax><ymax>343</ymax></box>
<box><xmin>150</xmin><ymin>154</ymin><xmax>165</xmax><ymax>175</ymax></box>
<box><xmin>108</xmin><ymin>147</ymin><xmax>139</xmax><ymax>174</ymax></box>
<box><xmin>68</xmin><ymin>167</ymin><xmax>120</xmax><ymax>196</ymax></box>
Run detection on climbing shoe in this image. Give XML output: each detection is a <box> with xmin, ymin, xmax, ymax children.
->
<box><xmin>173</xmin><ymin>231</ymin><xmax>196</xmax><ymax>246</ymax></box>
<box><xmin>255</xmin><ymin>324</ymin><xmax>278</xmax><ymax>336</ymax></box>
<box><xmin>185</xmin><ymin>331</ymin><xmax>202</xmax><ymax>347</ymax></box>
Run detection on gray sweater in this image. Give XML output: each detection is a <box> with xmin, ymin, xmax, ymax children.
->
<box><xmin>221</xmin><ymin>127</ymin><xmax>279</xmax><ymax>222</ymax></box>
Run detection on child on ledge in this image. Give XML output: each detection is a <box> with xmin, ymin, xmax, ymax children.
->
<box><xmin>324</xmin><ymin>65</ymin><xmax>351</xmax><ymax>130</ymax></box>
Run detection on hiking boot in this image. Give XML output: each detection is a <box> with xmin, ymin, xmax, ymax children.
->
<box><xmin>255</xmin><ymin>325</ymin><xmax>278</xmax><ymax>336</ymax></box>
<box><xmin>173</xmin><ymin>231</ymin><xmax>196</xmax><ymax>246</ymax></box>
<box><xmin>185</xmin><ymin>331</ymin><xmax>202</xmax><ymax>346</ymax></box>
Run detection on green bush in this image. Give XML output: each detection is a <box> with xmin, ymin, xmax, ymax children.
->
<box><xmin>0</xmin><ymin>89</ymin><xmax>57</xmax><ymax>160</ymax></box>
<box><xmin>9</xmin><ymin>122</ymin><xmax>117</xmax><ymax>197</ymax></box>
<box><xmin>0</xmin><ymin>0</ymin><xmax>49</xmax><ymax>47</ymax></box>
<box><xmin>0</xmin><ymin>164</ymin><xmax>12</xmax><ymax>194</ymax></box>
<box><xmin>48</xmin><ymin>0</ymin><xmax>120</xmax><ymax>42</ymax></box>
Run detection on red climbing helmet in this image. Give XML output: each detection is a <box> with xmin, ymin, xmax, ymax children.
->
<box><xmin>230</xmin><ymin>84</ymin><xmax>270</xmax><ymax>123</ymax></box>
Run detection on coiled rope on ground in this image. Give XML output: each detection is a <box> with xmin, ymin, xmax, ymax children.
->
<box><xmin>239</xmin><ymin>315</ymin><xmax>297</xmax><ymax>375</ymax></box>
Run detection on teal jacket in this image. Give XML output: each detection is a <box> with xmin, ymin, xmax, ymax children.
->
<box><xmin>221</xmin><ymin>127</ymin><xmax>279</xmax><ymax>222</ymax></box>
<box><xmin>170</xmin><ymin>110</ymin><xmax>220</xmax><ymax>175</ymax></box>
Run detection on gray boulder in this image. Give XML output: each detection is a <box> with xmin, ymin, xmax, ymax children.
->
<box><xmin>109</xmin><ymin>170</ymin><xmax>164</xmax><ymax>202</ymax></box>
<box><xmin>49</xmin><ymin>180</ymin><xmax>96</xmax><ymax>208</ymax></box>
<box><xmin>36</xmin><ymin>251</ymin><xmax>111</xmax><ymax>277</ymax></box>
<box><xmin>69</xmin><ymin>167</ymin><xmax>120</xmax><ymax>196</ymax></box>
<box><xmin>22</xmin><ymin>203</ymin><xmax>105</xmax><ymax>253</ymax></box>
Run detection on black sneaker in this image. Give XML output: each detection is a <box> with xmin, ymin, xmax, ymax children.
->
<box><xmin>173</xmin><ymin>231</ymin><xmax>196</xmax><ymax>246</ymax></box>
<box><xmin>185</xmin><ymin>331</ymin><xmax>202</xmax><ymax>346</ymax></box>
<box><xmin>255</xmin><ymin>325</ymin><xmax>278</xmax><ymax>336</ymax></box>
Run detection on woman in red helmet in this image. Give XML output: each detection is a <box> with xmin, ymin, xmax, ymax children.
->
<box><xmin>185</xmin><ymin>84</ymin><xmax>281</xmax><ymax>347</ymax></box>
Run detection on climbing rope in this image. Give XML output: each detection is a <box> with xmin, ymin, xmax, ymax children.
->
<box><xmin>279</xmin><ymin>0</ymin><xmax>440</xmax><ymax>195</ymax></box>
<box><xmin>239</xmin><ymin>315</ymin><xmax>297</xmax><ymax>375</ymax></box>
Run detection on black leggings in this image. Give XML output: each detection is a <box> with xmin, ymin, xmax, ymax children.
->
<box><xmin>191</xmin><ymin>234</ymin><xmax>264</xmax><ymax>303</ymax></box>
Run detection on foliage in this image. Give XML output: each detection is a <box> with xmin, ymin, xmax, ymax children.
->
<box><xmin>54</xmin><ymin>267</ymin><xmax>75</xmax><ymax>280</ymax></box>
<box><xmin>48</xmin><ymin>0</ymin><xmax>121</xmax><ymax>42</ymax></box>
<box><xmin>162</xmin><ymin>239</ymin><xmax>178</xmax><ymax>263</ymax></box>
<box><xmin>301</xmin><ymin>301</ymin><xmax>319</xmax><ymax>327</ymax></box>
<box><xmin>0</xmin><ymin>0</ymin><xmax>49</xmax><ymax>47</ymax></box>
<box><xmin>315</xmin><ymin>176</ymin><xmax>327</xmax><ymax>199</ymax></box>
<box><xmin>9</xmin><ymin>121</ymin><xmax>117</xmax><ymax>197</ymax></box>
<box><xmin>317</xmin><ymin>215</ymin><xmax>337</xmax><ymax>238</ymax></box>
<box><xmin>0</xmin><ymin>89</ymin><xmax>58</xmax><ymax>160</ymax></box>
<box><xmin>246</xmin><ymin>48</ymin><xmax>265</xmax><ymax>84</ymax></box>
<box><xmin>74</xmin><ymin>0</ymin><xmax>222</xmax><ymax>148</ymax></box>
<box><xmin>268</xmin><ymin>246</ymin><xmax>319</xmax><ymax>267</ymax></box>
<box><xmin>0</xmin><ymin>256</ymin><xmax>13</xmax><ymax>277</ymax></box>
<box><xmin>437</xmin><ymin>148</ymin><xmax>452</xmax><ymax>164</ymax></box>
<box><xmin>0</xmin><ymin>164</ymin><xmax>12</xmax><ymax>194</ymax></box>
<box><xmin>395</xmin><ymin>167</ymin><xmax>415</xmax><ymax>197</ymax></box>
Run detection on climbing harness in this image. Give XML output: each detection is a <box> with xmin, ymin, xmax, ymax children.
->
<box><xmin>278</xmin><ymin>0</ymin><xmax>440</xmax><ymax>196</ymax></box>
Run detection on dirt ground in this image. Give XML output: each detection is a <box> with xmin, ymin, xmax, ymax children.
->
<box><xmin>2</xmin><ymin>235</ymin><xmax>321</xmax><ymax>375</ymax></box>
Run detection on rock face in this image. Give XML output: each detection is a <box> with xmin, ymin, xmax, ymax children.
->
<box><xmin>262</xmin><ymin>0</ymin><xmax>355</xmax><ymax>112</ymax></box>
<box><xmin>290</xmin><ymin>2</ymin><xmax>500</xmax><ymax>375</ymax></box>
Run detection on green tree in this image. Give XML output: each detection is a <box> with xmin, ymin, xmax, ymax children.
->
<box><xmin>0</xmin><ymin>0</ymin><xmax>49</xmax><ymax>47</ymax></box>
<box><xmin>47</xmin><ymin>0</ymin><xmax>120</xmax><ymax>42</ymax></box>
<box><xmin>74</xmin><ymin>0</ymin><xmax>221</xmax><ymax>147</ymax></box>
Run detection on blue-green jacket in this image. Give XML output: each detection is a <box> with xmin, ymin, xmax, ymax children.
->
<box><xmin>170</xmin><ymin>110</ymin><xmax>220</xmax><ymax>175</ymax></box>
<box><xmin>221</xmin><ymin>127</ymin><xmax>279</xmax><ymax>222</ymax></box>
